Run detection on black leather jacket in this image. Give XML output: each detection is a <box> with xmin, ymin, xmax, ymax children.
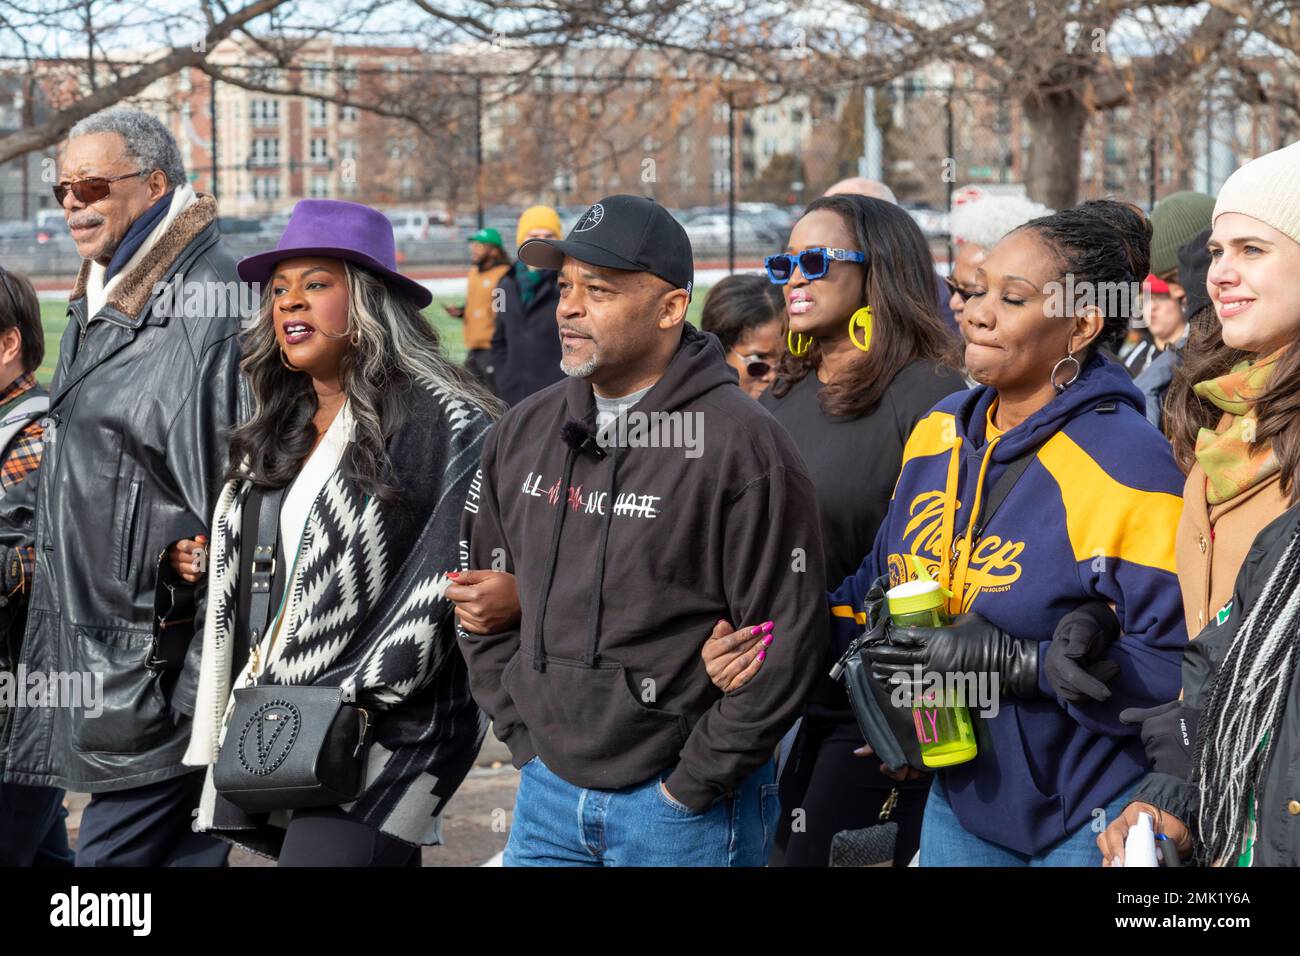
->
<box><xmin>0</xmin><ymin>194</ymin><xmax>248</xmax><ymax>792</ymax></box>
<box><xmin>1133</xmin><ymin>503</ymin><xmax>1300</xmax><ymax>866</ymax></box>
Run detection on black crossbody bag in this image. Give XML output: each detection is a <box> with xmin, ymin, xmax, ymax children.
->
<box><xmin>213</xmin><ymin>485</ymin><xmax>373</xmax><ymax>813</ymax></box>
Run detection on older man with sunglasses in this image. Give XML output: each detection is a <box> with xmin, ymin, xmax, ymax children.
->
<box><xmin>0</xmin><ymin>107</ymin><xmax>247</xmax><ymax>866</ymax></box>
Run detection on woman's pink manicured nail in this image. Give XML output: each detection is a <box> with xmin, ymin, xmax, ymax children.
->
<box><xmin>756</xmin><ymin>650</ymin><xmax>766</xmax><ymax>662</ymax></box>
<box><xmin>751</xmin><ymin>625</ymin><xmax>764</xmax><ymax>637</ymax></box>
<box><xmin>762</xmin><ymin>620</ymin><xmax>775</xmax><ymax>632</ymax></box>
<box><xmin>762</xmin><ymin>634</ymin><xmax>774</xmax><ymax>646</ymax></box>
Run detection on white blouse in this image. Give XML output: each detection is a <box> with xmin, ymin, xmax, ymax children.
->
<box><xmin>229</xmin><ymin>399</ymin><xmax>355</xmax><ymax>694</ymax></box>
<box><xmin>192</xmin><ymin>400</ymin><xmax>355</xmax><ymax>835</ymax></box>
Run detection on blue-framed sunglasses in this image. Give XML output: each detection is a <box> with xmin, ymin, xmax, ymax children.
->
<box><xmin>764</xmin><ymin>247</ymin><xmax>867</xmax><ymax>285</ymax></box>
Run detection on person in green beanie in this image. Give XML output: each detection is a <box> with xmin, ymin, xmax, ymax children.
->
<box><xmin>1131</xmin><ymin>192</ymin><xmax>1216</xmax><ymax>421</ymax></box>
<box><xmin>1146</xmin><ymin>191</ymin><xmax>1215</xmax><ymax>333</ymax></box>
<box><xmin>446</xmin><ymin>226</ymin><xmax>511</xmax><ymax>392</ymax></box>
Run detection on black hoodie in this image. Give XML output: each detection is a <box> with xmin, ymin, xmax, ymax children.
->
<box><xmin>458</xmin><ymin>324</ymin><xmax>827</xmax><ymax>812</ymax></box>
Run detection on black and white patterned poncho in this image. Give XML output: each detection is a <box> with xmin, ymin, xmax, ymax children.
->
<box><xmin>183</xmin><ymin>381</ymin><xmax>490</xmax><ymax>855</ymax></box>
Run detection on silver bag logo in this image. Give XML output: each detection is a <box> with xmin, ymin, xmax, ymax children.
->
<box><xmin>236</xmin><ymin>699</ymin><xmax>302</xmax><ymax>774</ymax></box>
<box><xmin>573</xmin><ymin>204</ymin><xmax>604</xmax><ymax>232</ymax></box>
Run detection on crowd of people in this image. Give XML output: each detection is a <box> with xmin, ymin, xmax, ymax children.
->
<box><xmin>0</xmin><ymin>103</ymin><xmax>1297</xmax><ymax>868</ymax></box>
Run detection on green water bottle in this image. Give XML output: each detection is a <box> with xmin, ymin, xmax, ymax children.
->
<box><xmin>885</xmin><ymin>580</ymin><xmax>978</xmax><ymax>768</ymax></box>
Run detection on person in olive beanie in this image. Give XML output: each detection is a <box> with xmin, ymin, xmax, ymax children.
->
<box><xmin>1149</xmin><ymin>191</ymin><xmax>1215</xmax><ymax>280</ymax></box>
<box><xmin>1133</xmin><ymin>193</ymin><xmax>1214</xmax><ymax>428</ymax></box>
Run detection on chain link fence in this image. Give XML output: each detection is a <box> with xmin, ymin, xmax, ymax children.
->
<box><xmin>2</xmin><ymin>69</ymin><xmax>1292</xmax><ymax>278</ymax></box>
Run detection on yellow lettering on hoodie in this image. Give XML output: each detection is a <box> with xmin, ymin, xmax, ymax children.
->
<box><xmin>893</xmin><ymin>435</ymin><xmax>1025</xmax><ymax>610</ymax></box>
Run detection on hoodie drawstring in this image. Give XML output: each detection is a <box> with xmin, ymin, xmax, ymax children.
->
<box><xmin>949</xmin><ymin>436</ymin><xmax>1001</xmax><ymax>616</ymax></box>
<box><xmin>936</xmin><ymin>434</ymin><xmax>1002</xmax><ymax>617</ymax></box>
<box><xmin>531</xmin><ymin>446</ymin><xmax>579</xmax><ymax>672</ymax></box>
<box><xmin>937</xmin><ymin>436</ymin><xmax>963</xmax><ymax>591</ymax></box>
<box><xmin>582</xmin><ymin>449</ymin><xmax>620</xmax><ymax>666</ymax></box>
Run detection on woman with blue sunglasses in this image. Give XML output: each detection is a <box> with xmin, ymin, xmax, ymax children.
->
<box><xmin>706</xmin><ymin>194</ymin><xmax>963</xmax><ymax>866</ymax></box>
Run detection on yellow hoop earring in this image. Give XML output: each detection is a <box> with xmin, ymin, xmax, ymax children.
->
<box><xmin>848</xmin><ymin>305</ymin><xmax>873</xmax><ymax>353</ymax></box>
<box><xmin>787</xmin><ymin>328</ymin><xmax>812</xmax><ymax>357</ymax></box>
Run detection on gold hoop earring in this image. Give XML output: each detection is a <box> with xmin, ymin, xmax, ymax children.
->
<box><xmin>280</xmin><ymin>347</ymin><xmax>303</xmax><ymax>372</ymax></box>
<box><xmin>848</xmin><ymin>305</ymin><xmax>873</xmax><ymax>353</ymax></box>
<box><xmin>787</xmin><ymin>328</ymin><xmax>812</xmax><ymax>357</ymax></box>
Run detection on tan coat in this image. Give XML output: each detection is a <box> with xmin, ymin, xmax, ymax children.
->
<box><xmin>462</xmin><ymin>262</ymin><xmax>511</xmax><ymax>350</ymax></box>
<box><xmin>1176</xmin><ymin>460</ymin><xmax>1290</xmax><ymax>638</ymax></box>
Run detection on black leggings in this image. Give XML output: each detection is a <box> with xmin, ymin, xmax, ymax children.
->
<box><xmin>277</xmin><ymin>807</ymin><xmax>422</xmax><ymax>867</ymax></box>
<box><xmin>770</xmin><ymin>716</ymin><xmax>930</xmax><ymax>867</ymax></box>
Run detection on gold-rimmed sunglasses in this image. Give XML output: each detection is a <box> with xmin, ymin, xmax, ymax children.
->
<box><xmin>52</xmin><ymin>169</ymin><xmax>151</xmax><ymax>205</ymax></box>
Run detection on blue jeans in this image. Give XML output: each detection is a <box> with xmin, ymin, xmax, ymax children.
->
<box><xmin>504</xmin><ymin>756</ymin><xmax>781</xmax><ymax>866</ymax></box>
<box><xmin>919</xmin><ymin>774</ymin><xmax>1139</xmax><ymax>866</ymax></box>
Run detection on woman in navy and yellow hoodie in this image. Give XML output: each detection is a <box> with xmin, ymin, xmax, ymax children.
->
<box><xmin>834</xmin><ymin>200</ymin><xmax>1188</xmax><ymax>864</ymax></box>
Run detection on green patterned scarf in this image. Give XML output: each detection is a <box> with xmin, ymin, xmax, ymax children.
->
<box><xmin>1192</xmin><ymin>348</ymin><xmax>1285</xmax><ymax>505</ymax></box>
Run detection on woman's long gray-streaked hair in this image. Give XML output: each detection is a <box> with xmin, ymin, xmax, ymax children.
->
<box><xmin>1193</xmin><ymin>521</ymin><xmax>1300</xmax><ymax>865</ymax></box>
<box><xmin>227</xmin><ymin>261</ymin><xmax>503</xmax><ymax>501</ymax></box>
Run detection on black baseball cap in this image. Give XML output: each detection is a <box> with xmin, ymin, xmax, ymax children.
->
<box><xmin>518</xmin><ymin>194</ymin><xmax>694</xmax><ymax>297</ymax></box>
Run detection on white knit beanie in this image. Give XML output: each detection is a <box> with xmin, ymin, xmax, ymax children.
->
<box><xmin>1212</xmin><ymin>139</ymin><xmax>1300</xmax><ymax>245</ymax></box>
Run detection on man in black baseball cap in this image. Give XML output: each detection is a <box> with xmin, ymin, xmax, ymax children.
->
<box><xmin>456</xmin><ymin>196</ymin><xmax>826</xmax><ymax>865</ymax></box>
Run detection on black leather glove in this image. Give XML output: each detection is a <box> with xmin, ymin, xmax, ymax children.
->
<box><xmin>863</xmin><ymin>574</ymin><xmax>890</xmax><ymax>630</ymax></box>
<box><xmin>863</xmin><ymin>612</ymin><xmax>1042</xmax><ymax>700</ymax></box>
<box><xmin>1043</xmin><ymin>600</ymin><xmax>1121</xmax><ymax>705</ymax></box>
<box><xmin>1120</xmin><ymin>700</ymin><xmax>1199</xmax><ymax>780</ymax></box>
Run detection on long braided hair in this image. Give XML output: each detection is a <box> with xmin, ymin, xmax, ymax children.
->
<box><xmin>1192</xmin><ymin>519</ymin><xmax>1300</xmax><ymax>865</ymax></box>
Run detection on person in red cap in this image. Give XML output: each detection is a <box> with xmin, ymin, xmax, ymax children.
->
<box><xmin>1134</xmin><ymin>272</ymin><xmax>1190</xmax><ymax>428</ymax></box>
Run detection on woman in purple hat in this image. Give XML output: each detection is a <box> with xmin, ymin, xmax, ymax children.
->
<box><xmin>169</xmin><ymin>199</ymin><xmax>500</xmax><ymax>865</ymax></box>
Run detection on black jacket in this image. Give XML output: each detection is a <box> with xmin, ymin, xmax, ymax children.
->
<box><xmin>760</xmin><ymin>358</ymin><xmax>965</xmax><ymax>721</ymax></box>
<box><xmin>0</xmin><ymin>194</ymin><xmax>247</xmax><ymax>792</ymax></box>
<box><xmin>1133</xmin><ymin>503</ymin><xmax>1300</xmax><ymax>866</ymax></box>
<box><xmin>488</xmin><ymin>265</ymin><xmax>563</xmax><ymax>406</ymax></box>
<box><xmin>459</xmin><ymin>324</ymin><xmax>827</xmax><ymax>813</ymax></box>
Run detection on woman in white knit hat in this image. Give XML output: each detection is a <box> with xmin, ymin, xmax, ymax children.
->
<box><xmin>1098</xmin><ymin>140</ymin><xmax>1300</xmax><ymax>866</ymax></box>
<box><xmin>1164</xmin><ymin>141</ymin><xmax>1300</xmax><ymax>640</ymax></box>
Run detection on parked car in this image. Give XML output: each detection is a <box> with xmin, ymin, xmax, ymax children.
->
<box><xmin>218</xmin><ymin>216</ymin><xmax>264</xmax><ymax>236</ymax></box>
<box><xmin>387</xmin><ymin>209</ymin><xmax>442</xmax><ymax>240</ymax></box>
<box><xmin>684</xmin><ymin>214</ymin><xmax>770</xmax><ymax>255</ymax></box>
<box><xmin>901</xmin><ymin>203</ymin><xmax>949</xmax><ymax>237</ymax></box>
<box><xmin>35</xmin><ymin>208</ymin><xmax>66</xmax><ymax>232</ymax></box>
<box><xmin>260</xmin><ymin>211</ymin><xmax>293</xmax><ymax>238</ymax></box>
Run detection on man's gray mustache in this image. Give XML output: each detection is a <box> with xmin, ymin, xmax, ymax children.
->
<box><xmin>68</xmin><ymin>216</ymin><xmax>103</xmax><ymax>228</ymax></box>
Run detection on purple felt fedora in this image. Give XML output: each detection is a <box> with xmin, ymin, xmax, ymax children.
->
<box><xmin>235</xmin><ymin>199</ymin><xmax>432</xmax><ymax>308</ymax></box>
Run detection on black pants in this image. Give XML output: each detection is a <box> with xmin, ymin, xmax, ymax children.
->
<box><xmin>277</xmin><ymin>807</ymin><xmax>422</xmax><ymax>867</ymax></box>
<box><xmin>0</xmin><ymin>783</ymin><xmax>74</xmax><ymax>866</ymax></box>
<box><xmin>769</xmin><ymin>716</ymin><xmax>930</xmax><ymax>867</ymax></box>
<box><xmin>75</xmin><ymin>771</ymin><xmax>231</xmax><ymax>867</ymax></box>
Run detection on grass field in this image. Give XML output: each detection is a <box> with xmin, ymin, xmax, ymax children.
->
<box><xmin>37</xmin><ymin>290</ymin><xmax>711</xmax><ymax>386</ymax></box>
